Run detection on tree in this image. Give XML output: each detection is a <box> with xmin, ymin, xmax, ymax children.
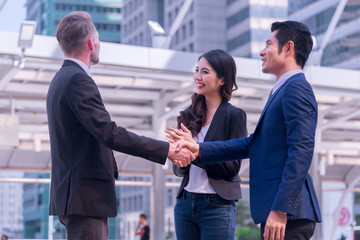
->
<box><xmin>235</xmin><ymin>200</ymin><xmax>260</xmax><ymax>240</ymax></box>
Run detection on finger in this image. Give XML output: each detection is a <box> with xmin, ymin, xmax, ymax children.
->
<box><xmin>189</xmin><ymin>151</ymin><xmax>196</xmax><ymax>160</ymax></box>
<box><xmin>181</xmin><ymin>123</ymin><xmax>191</xmax><ymax>133</ymax></box>
<box><xmin>186</xmin><ymin>154</ymin><xmax>191</xmax><ymax>165</ymax></box>
<box><xmin>173</xmin><ymin>159</ymin><xmax>182</xmax><ymax>168</ymax></box>
<box><xmin>168</xmin><ymin>139</ymin><xmax>175</xmax><ymax>144</ymax></box>
<box><xmin>166</xmin><ymin>130</ymin><xmax>181</xmax><ymax>140</ymax></box>
<box><xmin>280</xmin><ymin>227</ymin><xmax>285</xmax><ymax>240</ymax></box>
<box><xmin>270</xmin><ymin>227</ymin><xmax>275</xmax><ymax>240</ymax></box>
<box><xmin>169</xmin><ymin>127</ymin><xmax>184</xmax><ymax>135</ymax></box>
<box><xmin>166</xmin><ymin>134</ymin><xmax>178</xmax><ymax>142</ymax></box>
<box><xmin>264</xmin><ymin>225</ymin><xmax>269</xmax><ymax>240</ymax></box>
<box><xmin>165</xmin><ymin>133</ymin><xmax>174</xmax><ymax>139</ymax></box>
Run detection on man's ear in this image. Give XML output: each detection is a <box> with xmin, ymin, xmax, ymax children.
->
<box><xmin>285</xmin><ymin>41</ymin><xmax>295</xmax><ymax>56</ymax></box>
<box><xmin>88</xmin><ymin>38</ymin><xmax>94</xmax><ymax>50</ymax></box>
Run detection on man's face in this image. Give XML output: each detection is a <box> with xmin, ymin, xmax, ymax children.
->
<box><xmin>259</xmin><ymin>30</ymin><xmax>287</xmax><ymax>78</ymax></box>
<box><xmin>90</xmin><ymin>30</ymin><xmax>100</xmax><ymax>65</ymax></box>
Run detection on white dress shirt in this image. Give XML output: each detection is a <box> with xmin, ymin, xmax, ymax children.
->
<box><xmin>271</xmin><ymin>69</ymin><xmax>303</xmax><ymax>95</ymax></box>
<box><xmin>65</xmin><ymin>58</ymin><xmax>92</xmax><ymax>77</ymax></box>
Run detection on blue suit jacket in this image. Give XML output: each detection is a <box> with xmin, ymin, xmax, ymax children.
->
<box><xmin>199</xmin><ymin>73</ymin><xmax>322</xmax><ymax>224</ymax></box>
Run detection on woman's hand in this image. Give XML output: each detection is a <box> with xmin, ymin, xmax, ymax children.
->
<box><xmin>165</xmin><ymin>123</ymin><xmax>195</xmax><ymax>144</ymax></box>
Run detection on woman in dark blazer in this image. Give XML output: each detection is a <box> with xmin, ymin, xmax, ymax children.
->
<box><xmin>166</xmin><ymin>49</ymin><xmax>247</xmax><ymax>240</ymax></box>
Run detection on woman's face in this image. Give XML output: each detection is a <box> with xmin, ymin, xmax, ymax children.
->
<box><xmin>193</xmin><ymin>57</ymin><xmax>224</xmax><ymax>98</ymax></box>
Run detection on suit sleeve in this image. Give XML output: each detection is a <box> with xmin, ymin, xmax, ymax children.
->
<box><xmin>201</xmin><ymin>108</ymin><xmax>248</xmax><ymax>180</ymax></box>
<box><xmin>271</xmin><ymin>82</ymin><xmax>317</xmax><ymax>214</ymax></box>
<box><xmin>66</xmin><ymin>73</ymin><xmax>169</xmax><ymax>164</ymax></box>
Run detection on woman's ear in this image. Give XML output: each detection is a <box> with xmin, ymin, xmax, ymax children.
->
<box><xmin>219</xmin><ymin>77</ymin><xmax>225</xmax><ymax>86</ymax></box>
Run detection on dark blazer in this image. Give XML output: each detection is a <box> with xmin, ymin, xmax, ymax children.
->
<box><xmin>198</xmin><ymin>73</ymin><xmax>322</xmax><ymax>224</ymax></box>
<box><xmin>173</xmin><ymin>100</ymin><xmax>247</xmax><ymax>201</ymax></box>
<box><xmin>47</xmin><ymin>60</ymin><xmax>169</xmax><ymax>217</ymax></box>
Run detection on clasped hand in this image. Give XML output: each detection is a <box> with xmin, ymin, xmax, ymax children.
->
<box><xmin>166</xmin><ymin>123</ymin><xmax>200</xmax><ymax>168</ymax></box>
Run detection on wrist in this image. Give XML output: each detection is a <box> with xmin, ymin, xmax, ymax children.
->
<box><xmin>195</xmin><ymin>143</ymin><xmax>200</xmax><ymax>157</ymax></box>
<box><xmin>276</xmin><ymin>210</ymin><xmax>287</xmax><ymax>215</ymax></box>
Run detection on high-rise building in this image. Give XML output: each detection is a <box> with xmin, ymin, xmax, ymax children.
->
<box><xmin>226</xmin><ymin>0</ymin><xmax>287</xmax><ymax>58</ymax></box>
<box><xmin>22</xmin><ymin>172</ymin><xmax>121</xmax><ymax>239</ymax></box>
<box><xmin>0</xmin><ymin>171</ymin><xmax>23</xmax><ymax>239</ymax></box>
<box><xmin>288</xmin><ymin>0</ymin><xmax>360</xmax><ymax>70</ymax></box>
<box><xmin>121</xmin><ymin>0</ymin><xmax>164</xmax><ymax>46</ymax></box>
<box><xmin>26</xmin><ymin>0</ymin><xmax>123</xmax><ymax>43</ymax></box>
<box><xmin>121</xmin><ymin>0</ymin><xmax>287</xmax><ymax>58</ymax></box>
<box><xmin>22</xmin><ymin>173</ymin><xmax>57</xmax><ymax>239</ymax></box>
<box><xmin>117</xmin><ymin>176</ymin><xmax>179</xmax><ymax>240</ymax></box>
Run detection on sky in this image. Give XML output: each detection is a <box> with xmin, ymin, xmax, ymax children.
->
<box><xmin>0</xmin><ymin>0</ymin><xmax>26</xmax><ymax>32</ymax></box>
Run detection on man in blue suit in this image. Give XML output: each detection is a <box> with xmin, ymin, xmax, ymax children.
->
<box><xmin>176</xmin><ymin>21</ymin><xmax>322</xmax><ymax>240</ymax></box>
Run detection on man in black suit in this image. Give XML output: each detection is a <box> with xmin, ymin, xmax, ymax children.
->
<box><xmin>46</xmin><ymin>11</ymin><xmax>193</xmax><ymax>239</ymax></box>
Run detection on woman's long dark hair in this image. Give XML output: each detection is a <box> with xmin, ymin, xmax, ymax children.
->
<box><xmin>177</xmin><ymin>49</ymin><xmax>238</xmax><ymax>137</ymax></box>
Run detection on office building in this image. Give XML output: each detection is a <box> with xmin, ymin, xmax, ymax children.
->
<box><xmin>121</xmin><ymin>0</ymin><xmax>163</xmax><ymax>46</ymax></box>
<box><xmin>121</xmin><ymin>0</ymin><xmax>287</xmax><ymax>58</ymax></box>
<box><xmin>22</xmin><ymin>172</ymin><xmax>120</xmax><ymax>239</ymax></box>
<box><xmin>26</xmin><ymin>0</ymin><xmax>123</xmax><ymax>43</ymax></box>
<box><xmin>226</xmin><ymin>0</ymin><xmax>287</xmax><ymax>58</ymax></box>
<box><xmin>22</xmin><ymin>173</ymin><xmax>58</xmax><ymax>239</ymax></box>
<box><xmin>118</xmin><ymin>176</ymin><xmax>179</xmax><ymax>240</ymax></box>
<box><xmin>0</xmin><ymin>171</ymin><xmax>23</xmax><ymax>239</ymax></box>
<box><xmin>288</xmin><ymin>0</ymin><xmax>360</xmax><ymax>69</ymax></box>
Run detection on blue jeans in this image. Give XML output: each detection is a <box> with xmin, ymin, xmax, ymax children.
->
<box><xmin>174</xmin><ymin>191</ymin><xmax>236</xmax><ymax>240</ymax></box>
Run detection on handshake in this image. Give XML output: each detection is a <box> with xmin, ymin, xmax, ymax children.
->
<box><xmin>166</xmin><ymin>123</ymin><xmax>200</xmax><ymax>168</ymax></box>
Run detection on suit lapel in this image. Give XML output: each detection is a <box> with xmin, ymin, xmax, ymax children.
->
<box><xmin>204</xmin><ymin>99</ymin><xmax>228</xmax><ymax>142</ymax></box>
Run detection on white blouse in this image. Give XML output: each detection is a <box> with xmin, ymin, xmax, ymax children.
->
<box><xmin>184</xmin><ymin>124</ymin><xmax>216</xmax><ymax>194</ymax></box>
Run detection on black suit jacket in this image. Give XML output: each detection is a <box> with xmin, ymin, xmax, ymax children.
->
<box><xmin>173</xmin><ymin>100</ymin><xmax>247</xmax><ymax>200</ymax></box>
<box><xmin>47</xmin><ymin>60</ymin><xmax>169</xmax><ymax>217</ymax></box>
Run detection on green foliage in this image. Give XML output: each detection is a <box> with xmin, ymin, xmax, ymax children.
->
<box><xmin>236</xmin><ymin>227</ymin><xmax>261</xmax><ymax>240</ymax></box>
<box><xmin>235</xmin><ymin>200</ymin><xmax>261</xmax><ymax>240</ymax></box>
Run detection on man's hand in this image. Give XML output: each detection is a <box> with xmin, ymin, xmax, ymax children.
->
<box><xmin>166</xmin><ymin>124</ymin><xmax>200</xmax><ymax>158</ymax></box>
<box><xmin>168</xmin><ymin>143</ymin><xmax>195</xmax><ymax>167</ymax></box>
<box><xmin>175</xmin><ymin>139</ymin><xmax>200</xmax><ymax>158</ymax></box>
<box><xmin>263</xmin><ymin>210</ymin><xmax>287</xmax><ymax>240</ymax></box>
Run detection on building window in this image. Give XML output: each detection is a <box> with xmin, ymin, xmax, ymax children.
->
<box><xmin>189</xmin><ymin>20</ymin><xmax>193</xmax><ymax>36</ymax></box>
<box><xmin>175</xmin><ymin>31</ymin><xmax>179</xmax><ymax>44</ymax></box>
<box><xmin>226</xmin><ymin>6</ymin><xmax>250</xmax><ymax>29</ymax></box>
<box><xmin>189</xmin><ymin>43</ymin><xmax>194</xmax><ymax>52</ymax></box>
<box><xmin>139</xmin><ymin>12</ymin><xmax>143</xmax><ymax>25</ymax></box>
<box><xmin>182</xmin><ymin>25</ymin><xmax>186</xmax><ymax>40</ymax></box>
<box><xmin>140</xmin><ymin>33</ymin><xmax>143</xmax><ymax>45</ymax></box>
<box><xmin>227</xmin><ymin>31</ymin><xmax>251</xmax><ymax>51</ymax></box>
<box><xmin>140</xmin><ymin>195</ymin><xmax>143</xmax><ymax>209</ymax></box>
<box><xmin>227</xmin><ymin>0</ymin><xmax>237</xmax><ymax>6</ymax></box>
<box><xmin>168</xmin><ymin>12</ymin><xmax>172</xmax><ymax>28</ymax></box>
